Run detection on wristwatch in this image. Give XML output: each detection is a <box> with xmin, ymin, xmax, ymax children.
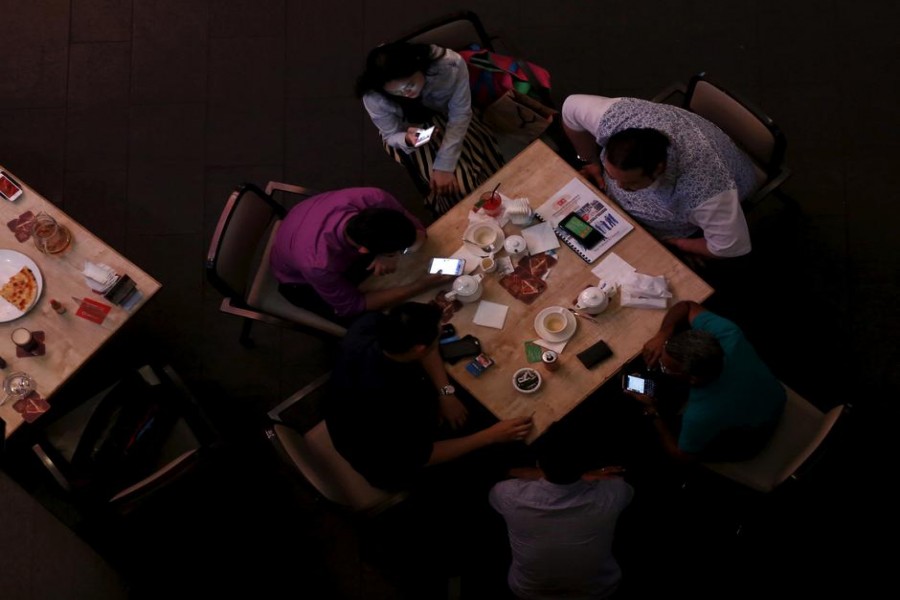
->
<box><xmin>438</xmin><ymin>384</ymin><xmax>456</xmax><ymax>396</ymax></box>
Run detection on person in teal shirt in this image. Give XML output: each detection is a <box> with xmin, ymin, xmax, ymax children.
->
<box><xmin>629</xmin><ymin>301</ymin><xmax>786</xmax><ymax>462</ymax></box>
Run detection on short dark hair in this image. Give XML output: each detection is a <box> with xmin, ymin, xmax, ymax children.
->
<box><xmin>605</xmin><ymin>128</ymin><xmax>671</xmax><ymax>176</ymax></box>
<box><xmin>536</xmin><ymin>437</ymin><xmax>587</xmax><ymax>485</ymax></box>
<box><xmin>665</xmin><ymin>330</ymin><xmax>724</xmax><ymax>382</ymax></box>
<box><xmin>345</xmin><ymin>208</ymin><xmax>416</xmax><ymax>255</ymax></box>
<box><xmin>376</xmin><ymin>302</ymin><xmax>442</xmax><ymax>354</ymax></box>
<box><xmin>354</xmin><ymin>42</ymin><xmax>443</xmax><ymax>98</ymax></box>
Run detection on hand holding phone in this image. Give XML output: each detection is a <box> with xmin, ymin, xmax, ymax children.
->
<box><xmin>428</xmin><ymin>257</ymin><xmax>465</xmax><ymax>276</ymax></box>
<box><xmin>414</xmin><ymin>126</ymin><xmax>435</xmax><ymax>147</ymax></box>
<box><xmin>622</xmin><ymin>373</ymin><xmax>656</xmax><ymax>397</ymax></box>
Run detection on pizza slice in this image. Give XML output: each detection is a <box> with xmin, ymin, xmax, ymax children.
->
<box><xmin>0</xmin><ymin>266</ymin><xmax>38</xmax><ymax>311</ymax></box>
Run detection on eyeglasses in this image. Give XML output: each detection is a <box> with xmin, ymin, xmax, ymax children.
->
<box><xmin>384</xmin><ymin>79</ymin><xmax>418</xmax><ymax>96</ymax></box>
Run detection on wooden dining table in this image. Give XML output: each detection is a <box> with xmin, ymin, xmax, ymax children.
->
<box><xmin>362</xmin><ymin>140</ymin><xmax>713</xmax><ymax>442</ymax></box>
<box><xmin>0</xmin><ymin>167</ymin><xmax>161</xmax><ymax>438</ymax></box>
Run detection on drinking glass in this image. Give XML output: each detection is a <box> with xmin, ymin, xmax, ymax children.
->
<box><xmin>32</xmin><ymin>212</ymin><xmax>72</xmax><ymax>254</ymax></box>
<box><xmin>2</xmin><ymin>371</ymin><xmax>35</xmax><ymax>405</ymax></box>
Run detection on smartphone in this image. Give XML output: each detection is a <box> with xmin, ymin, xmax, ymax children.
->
<box><xmin>439</xmin><ymin>335</ymin><xmax>481</xmax><ymax>363</ymax></box>
<box><xmin>622</xmin><ymin>373</ymin><xmax>656</xmax><ymax>397</ymax></box>
<box><xmin>560</xmin><ymin>212</ymin><xmax>605</xmax><ymax>249</ymax></box>
<box><xmin>414</xmin><ymin>126</ymin><xmax>435</xmax><ymax>147</ymax></box>
<box><xmin>0</xmin><ymin>171</ymin><xmax>24</xmax><ymax>202</ymax></box>
<box><xmin>576</xmin><ymin>339</ymin><xmax>612</xmax><ymax>369</ymax></box>
<box><xmin>428</xmin><ymin>257</ymin><xmax>465</xmax><ymax>276</ymax></box>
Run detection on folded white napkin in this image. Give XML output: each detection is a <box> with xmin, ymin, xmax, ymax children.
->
<box><xmin>473</xmin><ymin>300</ymin><xmax>509</xmax><ymax>329</ymax></box>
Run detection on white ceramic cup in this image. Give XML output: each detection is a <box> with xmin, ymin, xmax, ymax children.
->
<box><xmin>471</xmin><ymin>224</ymin><xmax>498</xmax><ymax>248</ymax></box>
<box><xmin>481</xmin><ymin>256</ymin><xmax>497</xmax><ymax>273</ymax></box>
<box><xmin>542</xmin><ymin>309</ymin><xmax>568</xmax><ymax>334</ymax></box>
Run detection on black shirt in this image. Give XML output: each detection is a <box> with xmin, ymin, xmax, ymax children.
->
<box><xmin>326</xmin><ymin>313</ymin><xmax>438</xmax><ymax>490</ymax></box>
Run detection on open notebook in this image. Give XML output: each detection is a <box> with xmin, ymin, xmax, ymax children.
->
<box><xmin>534</xmin><ymin>178</ymin><xmax>634</xmax><ymax>263</ymax></box>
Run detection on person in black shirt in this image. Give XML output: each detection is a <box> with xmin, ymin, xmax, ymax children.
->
<box><xmin>326</xmin><ymin>302</ymin><xmax>533</xmax><ymax>491</ymax></box>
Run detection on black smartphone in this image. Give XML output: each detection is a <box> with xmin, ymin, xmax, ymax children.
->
<box><xmin>622</xmin><ymin>373</ymin><xmax>655</xmax><ymax>397</ymax></box>
<box><xmin>560</xmin><ymin>212</ymin><xmax>605</xmax><ymax>249</ymax></box>
<box><xmin>439</xmin><ymin>335</ymin><xmax>481</xmax><ymax>363</ymax></box>
<box><xmin>576</xmin><ymin>339</ymin><xmax>613</xmax><ymax>369</ymax></box>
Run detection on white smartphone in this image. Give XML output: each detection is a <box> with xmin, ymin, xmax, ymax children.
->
<box><xmin>414</xmin><ymin>126</ymin><xmax>435</xmax><ymax>147</ymax></box>
<box><xmin>0</xmin><ymin>171</ymin><xmax>24</xmax><ymax>202</ymax></box>
<box><xmin>428</xmin><ymin>257</ymin><xmax>465</xmax><ymax>276</ymax></box>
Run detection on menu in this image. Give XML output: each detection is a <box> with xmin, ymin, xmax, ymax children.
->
<box><xmin>534</xmin><ymin>178</ymin><xmax>633</xmax><ymax>264</ymax></box>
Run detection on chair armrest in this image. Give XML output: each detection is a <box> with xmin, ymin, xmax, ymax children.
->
<box><xmin>742</xmin><ymin>167</ymin><xmax>792</xmax><ymax>212</ymax></box>
<box><xmin>265</xmin><ymin>181</ymin><xmax>320</xmax><ymax>198</ymax></box>
<box><xmin>32</xmin><ymin>443</ymin><xmax>73</xmax><ymax>492</ymax></box>
<box><xmin>268</xmin><ymin>372</ymin><xmax>331</xmax><ymax>423</ymax></box>
<box><xmin>651</xmin><ymin>82</ymin><xmax>688</xmax><ymax>106</ymax></box>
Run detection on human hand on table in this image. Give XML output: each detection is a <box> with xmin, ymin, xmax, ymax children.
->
<box><xmin>579</xmin><ymin>162</ymin><xmax>606</xmax><ymax>191</ymax></box>
<box><xmin>439</xmin><ymin>394</ymin><xmax>468</xmax><ymax>429</ymax></box>
<box><xmin>487</xmin><ymin>416</ymin><xmax>534</xmax><ymax>443</ymax></box>
<box><xmin>430</xmin><ymin>169</ymin><xmax>459</xmax><ymax>197</ymax></box>
<box><xmin>368</xmin><ymin>254</ymin><xmax>400</xmax><ymax>276</ymax></box>
<box><xmin>642</xmin><ymin>331</ymin><xmax>669</xmax><ymax>368</ymax></box>
<box><xmin>624</xmin><ymin>389</ymin><xmax>656</xmax><ymax>409</ymax></box>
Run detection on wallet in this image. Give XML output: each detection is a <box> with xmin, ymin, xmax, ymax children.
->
<box><xmin>577</xmin><ymin>339</ymin><xmax>613</xmax><ymax>369</ymax></box>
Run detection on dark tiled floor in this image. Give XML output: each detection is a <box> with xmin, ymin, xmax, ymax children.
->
<box><xmin>1</xmin><ymin>1</ymin><xmax>899</xmax><ymax>598</ymax></box>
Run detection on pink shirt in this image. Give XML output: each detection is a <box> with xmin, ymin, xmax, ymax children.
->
<box><xmin>269</xmin><ymin>187</ymin><xmax>424</xmax><ymax>317</ymax></box>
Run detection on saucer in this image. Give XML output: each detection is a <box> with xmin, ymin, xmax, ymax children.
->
<box><xmin>533</xmin><ymin>307</ymin><xmax>577</xmax><ymax>342</ymax></box>
<box><xmin>463</xmin><ymin>221</ymin><xmax>506</xmax><ymax>257</ymax></box>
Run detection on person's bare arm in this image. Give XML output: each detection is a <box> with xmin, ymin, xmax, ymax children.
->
<box><xmin>419</xmin><ymin>343</ymin><xmax>467</xmax><ymax>429</ymax></box>
<box><xmin>665</xmin><ymin>237</ymin><xmax>717</xmax><ymax>258</ymax></box>
<box><xmin>642</xmin><ymin>300</ymin><xmax>707</xmax><ymax>366</ymax></box>
<box><xmin>363</xmin><ymin>274</ymin><xmax>452</xmax><ymax>312</ymax></box>
<box><xmin>428</xmin><ymin>416</ymin><xmax>533</xmax><ymax>466</ymax></box>
<box><xmin>644</xmin><ymin>405</ymin><xmax>697</xmax><ymax>464</ymax></box>
<box><xmin>563</xmin><ymin>123</ymin><xmax>601</xmax><ymax>163</ymax></box>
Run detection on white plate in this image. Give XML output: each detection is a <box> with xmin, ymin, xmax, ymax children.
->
<box><xmin>533</xmin><ymin>306</ymin><xmax>577</xmax><ymax>342</ymax></box>
<box><xmin>0</xmin><ymin>249</ymin><xmax>44</xmax><ymax>322</ymax></box>
<box><xmin>463</xmin><ymin>221</ymin><xmax>505</xmax><ymax>257</ymax></box>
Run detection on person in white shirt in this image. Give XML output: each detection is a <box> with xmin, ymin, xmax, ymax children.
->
<box><xmin>563</xmin><ymin>94</ymin><xmax>764</xmax><ymax>258</ymax></box>
<box><xmin>490</xmin><ymin>440</ymin><xmax>633</xmax><ymax>600</ymax></box>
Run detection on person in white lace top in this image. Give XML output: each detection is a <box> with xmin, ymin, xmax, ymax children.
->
<box><xmin>563</xmin><ymin>95</ymin><xmax>764</xmax><ymax>258</ymax></box>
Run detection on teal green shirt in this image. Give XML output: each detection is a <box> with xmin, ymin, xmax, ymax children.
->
<box><xmin>679</xmin><ymin>312</ymin><xmax>786</xmax><ymax>456</ymax></box>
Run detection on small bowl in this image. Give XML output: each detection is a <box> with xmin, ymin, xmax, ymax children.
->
<box><xmin>512</xmin><ymin>367</ymin><xmax>542</xmax><ymax>394</ymax></box>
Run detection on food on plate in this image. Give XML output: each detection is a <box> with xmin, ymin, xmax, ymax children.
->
<box><xmin>0</xmin><ymin>266</ymin><xmax>38</xmax><ymax>311</ymax></box>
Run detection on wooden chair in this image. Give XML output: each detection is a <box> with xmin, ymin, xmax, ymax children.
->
<box><xmin>205</xmin><ymin>181</ymin><xmax>346</xmax><ymax>346</ymax></box>
<box><xmin>654</xmin><ymin>72</ymin><xmax>792</xmax><ymax>210</ymax></box>
<box><xmin>265</xmin><ymin>374</ymin><xmax>407</xmax><ymax>516</ymax></box>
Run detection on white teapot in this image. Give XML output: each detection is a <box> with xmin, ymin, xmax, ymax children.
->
<box><xmin>576</xmin><ymin>285</ymin><xmax>613</xmax><ymax>314</ymax></box>
<box><xmin>445</xmin><ymin>273</ymin><xmax>484</xmax><ymax>303</ymax></box>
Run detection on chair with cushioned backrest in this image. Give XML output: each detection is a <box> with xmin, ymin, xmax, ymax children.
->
<box><xmin>205</xmin><ymin>181</ymin><xmax>346</xmax><ymax>347</ymax></box>
<box><xmin>398</xmin><ymin>10</ymin><xmax>495</xmax><ymax>52</ymax></box>
<box><xmin>265</xmin><ymin>373</ymin><xmax>407</xmax><ymax>516</ymax></box>
<box><xmin>702</xmin><ymin>384</ymin><xmax>847</xmax><ymax>493</ymax></box>
<box><xmin>653</xmin><ymin>72</ymin><xmax>791</xmax><ymax>211</ymax></box>
<box><xmin>31</xmin><ymin>364</ymin><xmax>220</xmax><ymax>514</ymax></box>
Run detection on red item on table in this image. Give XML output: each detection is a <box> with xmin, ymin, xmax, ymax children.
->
<box><xmin>75</xmin><ymin>297</ymin><xmax>111</xmax><ymax>324</ymax></box>
<box><xmin>480</xmin><ymin>192</ymin><xmax>503</xmax><ymax>218</ymax></box>
<box><xmin>6</xmin><ymin>211</ymin><xmax>35</xmax><ymax>242</ymax></box>
<box><xmin>431</xmin><ymin>290</ymin><xmax>462</xmax><ymax>323</ymax></box>
<box><xmin>13</xmin><ymin>391</ymin><xmax>50</xmax><ymax>423</ymax></box>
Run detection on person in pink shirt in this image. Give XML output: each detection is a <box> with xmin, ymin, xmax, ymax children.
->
<box><xmin>270</xmin><ymin>187</ymin><xmax>449</xmax><ymax>320</ymax></box>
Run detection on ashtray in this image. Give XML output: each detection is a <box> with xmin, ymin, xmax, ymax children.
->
<box><xmin>512</xmin><ymin>367</ymin><xmax>542</xmax><ymax>394</ymax></box>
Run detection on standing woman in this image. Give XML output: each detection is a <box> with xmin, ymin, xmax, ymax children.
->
<box><xmin>356</xmin><ymin>42</ymin><xmax>504</xmax><ymax>216</ymax></box>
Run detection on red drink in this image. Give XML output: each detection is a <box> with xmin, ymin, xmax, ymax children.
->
<box><xmin>480</xmin><ymin>192</ymin><xmax>503</xmax><ymax>218</ymax></box>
